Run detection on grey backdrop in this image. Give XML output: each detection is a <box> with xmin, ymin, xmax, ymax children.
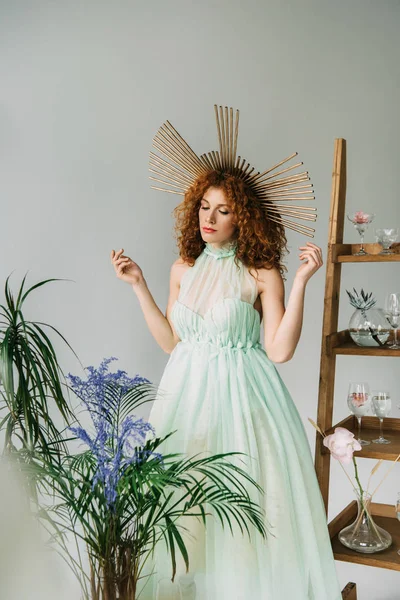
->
<box><xmin>1</xmin><ymin>1</ymin><xmax>399</xmax><ymax>598</ymax></box>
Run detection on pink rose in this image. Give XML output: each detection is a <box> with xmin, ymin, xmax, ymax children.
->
<box><xmin>354</xmin><ymin>211</ymin><xmax>369</xmax><ymax>224</ymax></box>
<box><xmin>323</xmin><ymin>427</ymin><xmax>362</xmax><ymax>465</ymax></box>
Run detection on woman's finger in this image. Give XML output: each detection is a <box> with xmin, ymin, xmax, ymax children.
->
<box><xmin>115</xmin><ymin>257</ymin><xmax>130</xmax><ymax>266</ymax></box>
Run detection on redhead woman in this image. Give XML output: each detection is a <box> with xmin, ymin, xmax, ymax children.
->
<box><xmin>111</xmin><ymin>170</ymin><xmax>342</xmax><ymax>600</ymax></box>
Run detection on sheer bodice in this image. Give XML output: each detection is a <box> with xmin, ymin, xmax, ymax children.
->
<box><xmin>172</xmin><ymin>241</ymin><xmax>262</xmax><ymax>352</ymax></box>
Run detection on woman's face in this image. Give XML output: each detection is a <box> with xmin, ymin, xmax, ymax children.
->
<box><xmin>198</xmin><ymin>186</ymin><xmax>237</xmax><ymax>246</ymax></box>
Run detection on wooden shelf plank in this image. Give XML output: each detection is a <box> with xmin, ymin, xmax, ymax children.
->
<box><xmin>332</xmin><ymin>242</ymin><xmax>400</xmax><ymax>262</ymax></box>
<box><xmin>323</xmin><ymin>415</ymin><xmax>400</xmax><ymax>461</ymax></box>
<box><xmin>328</xmin><ymin>330</ymin><xmax>400</xmax><ymax>357</ymax></box>
<box><xmin>329</xmin><ymin>501</ymin><xmax>400</xmax><ymax>571</ymax></box>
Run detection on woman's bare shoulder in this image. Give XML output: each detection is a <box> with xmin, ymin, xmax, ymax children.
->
<box><xmin>249</xmin><ymin>265</ymin><xmax>283</xmax><ymax>293</ymax></box>
<box><xmin>171</xmin><ymin>257</ymin><xmax>193</xmax><ymax>285</ymax></box>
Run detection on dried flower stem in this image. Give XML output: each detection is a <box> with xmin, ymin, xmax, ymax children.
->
<box><xmin>370</xmin><ymin>453</ymin><xmax>400</xmax><ymax>497</ymax></box>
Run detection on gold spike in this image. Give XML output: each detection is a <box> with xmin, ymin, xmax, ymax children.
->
<box><xmin>214</xmin><ymin>105</ymin><xmax>224</xmax><ymax>170</ymax></box>
<box><xmin>149</xmin><ymin>152</ymin><xmax>194</xmax><ymax>184</ymax></box>
<box><xmin>155</xmin><ymin>129</ymin><xmax>204</xmax><ymax>178</ymax></box>
<box><xmin>276</xmin><ymin>218</ymin><xmax>315</xmax><ymax>232</ymax></box>
<box><xmin>270</xmin><ymin>212</ymin><xmax>317</xmax><ymax>222</ymax></box>
<box><xmin>153</xmin><ymin>139</ymin><xmax>200</xmax><ymax>179</ymax></box>
<box><xmin>233</xmin><ymin>154</ymin><xmax>241</xmax><ymax>176</ymax></box>
<box><xmin>164</xmin><ymin>120</ymin><xmax>205</xmax><ymax>172</ymax></box>
<box><xmin>258</xmin><ymin>188</ymin><xmax>314</xmax><ymax>197</ymax></box>
<box><xmin>229</xmin><ymin>107</ymin><xmax>234</xmax><ymax>169</ymax></box>
<box><xmin>268</xmin><ymin>217</ymin><xmax>315</xmax><ymax>238</ymax></box>
<box><xmin>159</xmin><ymin>125</ymin><xmax>205</xmax><ymax>178</ymax></box>
<box><xmin>251</xmin><ymin>162</ymin><xmax>304</xmax><ymax>187</ymax></box>
<box><xmin>260</xmin><ymin>183</ymin><xmax>314</xmax><ymax>194</ymax></box>
<box><xmin>149</xmin><ymin>156</ymin><xmax>194</xmax><ymax>182</ymax></box>
<box><xmin>224</xmin><ymin>107</ymin><xmax>230</xmax><ymax>169</ymax></box>
<box><xmin>259</xmin><ymin>196</ymin><xmax>316</xmax><ymax>202</ymax></box>
<box><xmin>148</xmin><ymin>168</ymin><xmax>191</xmax><ymax>188</ymax></box>
<box><xmin>255</xmin><ymin>173</ymin><xmax>310</xmax><ymax>190</ymax></box>
<box><xmin>237</xmin><ymin>157</ymin><xmax>246</xmax><ymax>176</ymax></box>
<box><xmin>149</xmin><ymin>159</ymin><xmax>194</xmax><ymax>186</ymax></box>
<box><xmin>206</xmin><ymin>151</ymin><xmax>217</xmax><ymax>170</ymax></box>
<box><xmin>266</xmin><ymin>214</ymin><xmax>316</xmax><ymax>237</ymax></box>
<box><xmin>237</xmin><ymin>160</ymin><xmax>254</xmax><ymax>179</ymax></box>
<box><xmin>149</xmin><ymin>176</ymin><xmax>186</xmax><ymax>191</ymax></box>
<box><xmin>264</xmin><ymin>209</ymin><xmax>316</xmax><ymax>229</ymax></box>
<box><xmin>150</xmin><ymin>186</ymin><xmax>185</xmax><ymax>196</ymax></box>
<box><xmin>263</xmin><ymin>203</ymin><xmax>317</xmax><ymax>213</ymax></box>
<box><xmin>219</xmin><ymin>106</ymin><xmax>227</xmax><ymax>169</ymax></box>
<box><xmin>266</xmin><ymin>208</ymin><xmax>317</xmax><ymax>221</ymax></box>
<box><xmin>246</xmin><ymin>152</ymin><xmax>298</xmax><ymax>184</ymax></box>
<box><xmin>242</xmin><ymin>162</ymin><xmax>255</xmax><ymax>178</ymax></box>
<box><xmin>267</xmin><ymin>204</ymin><xmax>317</xmax><ymax>211</ymax></box>
<box><xmin>233</xmin><ymin>110</ymin><xmax>239</xmax><ymax>169</ymax></box>
<box><xmin>199</xmin><ymin>153</ymin><xmax>214</xmax><ymax>171</ymax></box>
<box><xmin>210</xmin><ymin>150</ymin><xmax>221</xmax><ymax>170</ymax></box>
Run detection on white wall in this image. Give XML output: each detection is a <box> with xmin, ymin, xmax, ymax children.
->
<box><xmin>1</xmin><ymin>1</ymin><xmax>399</xmax><ymax>598</ymax></box>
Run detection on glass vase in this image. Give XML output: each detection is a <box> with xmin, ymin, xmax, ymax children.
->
<box><xmin>339</xmin><ymin>490</ymin><xmax>392</xmax><ymax>553</ymax></box>
<box><xmin>348</xmin><ymin>307</ymin><xmax>390</xmax><ymax>347</ymax></box>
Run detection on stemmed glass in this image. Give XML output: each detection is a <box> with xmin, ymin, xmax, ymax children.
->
<box><xmin>396</xmin><ymin>493</ymin><xmax>400</xmax><ymax>556</ymax></box>
<box><xmin>374</xmin><ymin>228</ymin><xmax>399</xmax><ymax>255</ymax></box>
<box><xmin>371</xmin><ymin>390</ymin><xmax>391</xmax><ymax>444</ymax></box>
<box><xmin>384</xmin><ymin>293</ymin><xmax>400</xmax><ymax>349</ymax></box>
<box><xmin>347</xmin><ymin>211</ymin><xmax>375</xmax><ymax>255</ymax></box>
<box><xmin>347</xmin><ymin>382</ymin><xmax>371</xmax><ymax>446</ymax></box>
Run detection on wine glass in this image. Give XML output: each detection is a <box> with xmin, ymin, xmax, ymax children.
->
<box><xmin>347</xmin><ymin>382</ymin><xmax>371</xmax><ymax>445</ymax></box>
<box><xmin>384</xmin><ymin>293</ymin><xmax>400</xmax><ymax>349</ymax></box>
<box><xmin>347</xmin><ymin>211</ymin><xmax>375</xmax><ymax>255</ymax></box>
<box><xmin>374</xmin><ymin>228</ymin><xmax>399</xmax><ymax>255</ymax></box>
<box><xmin>396</xmin><ymin>492</ymin><xmax>400</xmax><ymax>556</ymax></box>
<box><xmin>371</xmin><ymin>390</ymin><xmax>391</xmax><ymax>444</ymax></box>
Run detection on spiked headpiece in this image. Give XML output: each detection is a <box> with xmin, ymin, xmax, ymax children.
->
<box><xmin>149</xmin><ymin>105</ymin><xmax>316</xmax><ymax>237</ymax></box>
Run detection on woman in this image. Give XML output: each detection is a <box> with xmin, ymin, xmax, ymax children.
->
<box><xmin>111</xmin><ymin>171</ymin><xmax>342</xmax><ymax>599</ymax></box>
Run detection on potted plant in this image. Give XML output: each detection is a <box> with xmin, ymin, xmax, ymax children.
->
<box><xmin>28</xmin><ymin>358</ymin><xmax>269</xmax><ymax>599</ymax></box>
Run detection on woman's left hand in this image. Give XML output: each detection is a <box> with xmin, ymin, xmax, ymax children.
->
<box><xmin>295</xmin><ymin>242</ymin><xmax>323</xmax><ymax>284</ymax></box>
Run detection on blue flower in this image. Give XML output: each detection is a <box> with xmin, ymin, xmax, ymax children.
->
<box><xmin>67</xmin><ymin>358</ymin><xmax>159</xmax><ymax>509</ymax></box>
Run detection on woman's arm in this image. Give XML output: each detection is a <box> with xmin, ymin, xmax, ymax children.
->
<box><xmin>111</xmin><ymin>249</ymin><xmax>186</xmax><ymax>354</ymax></box>
<box><xmin>256</xmin><ymin>242</ymin><xmax>323</xmax><ymax>363</ymax></box>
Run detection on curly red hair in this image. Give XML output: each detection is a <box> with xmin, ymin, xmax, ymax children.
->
<box><xmin>173</xmin><ymin>171</ymin><xmax>289</xmax><ymax>280</ymax></box>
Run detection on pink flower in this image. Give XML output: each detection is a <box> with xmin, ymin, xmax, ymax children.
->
<box><xmin>323</xmin><ymin>427</ymin><xmax>362</xmax><ymax>465</ymax></box>
<box><xmin>350</xmin><ymin>392</ymin><xmax>368</xmax><ymax>407</ymax></box>
<box><xmin>354</xmin><ymin>211</ymin><xmax>369</xmax><ymax>224</ymax></box>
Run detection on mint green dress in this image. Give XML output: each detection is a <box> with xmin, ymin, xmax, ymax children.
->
<box><xmin>141</xmin><ymin>241</ymin><xmax>342</xmax><ymax>600</ymax></box>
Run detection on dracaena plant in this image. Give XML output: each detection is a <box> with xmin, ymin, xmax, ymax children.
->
<box><xmin>29</xmin><ymin>358</ymin><xmax>268</xmax><ymax>600</ymax></box>
<box><xmin>0</xmin><ymin>275</ymin><xmax>75</xmax><ymax>468</ymax></box>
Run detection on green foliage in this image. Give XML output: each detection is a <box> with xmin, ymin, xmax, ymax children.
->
<box><xmin>0</xmin><ymin>274</ymin><xmax>75</xmax><ymax>462</ymax></box>
<box><xmin>28</xmin><ymin>387</ymin><xmax>268</xmax><ymax>600</ymax></box>
<box><xmin>346</xmin><ymin>288</ymin><xmax>376</xmax><ymax>312</ymax></box>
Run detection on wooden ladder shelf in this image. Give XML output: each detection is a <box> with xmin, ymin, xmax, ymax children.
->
<box><xmin>314</xmin><ymin>138</ymin><xmax>400</xmax><ymax>600</ymax></box>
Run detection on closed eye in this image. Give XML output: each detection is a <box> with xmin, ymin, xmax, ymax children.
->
<box><xmin>201</xmin><ymin>207</ymin><xmax>229</xmax><ymax>215</ymax></box>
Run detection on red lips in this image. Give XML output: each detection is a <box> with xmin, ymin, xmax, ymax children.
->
<box><xmin>203</xmin><ymin>227</ymin><xmax>216</xmax><ymax>232</ymax></box>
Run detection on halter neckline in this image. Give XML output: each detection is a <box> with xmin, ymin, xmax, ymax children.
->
<box><xmin>204</xmin><ymin>241</ymin><xmax>237</xmax><ymax>259</ymax></box>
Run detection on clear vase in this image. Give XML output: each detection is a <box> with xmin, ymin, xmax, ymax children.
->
<box><xmin>339</xmin><ymin>491</ymin><xmax>392</xmax><ymax>553</ymax></box>
<box><xmin>348</xmin><ymin>307</ymin><xmax>390</xmax><ymax>347</ymax></box>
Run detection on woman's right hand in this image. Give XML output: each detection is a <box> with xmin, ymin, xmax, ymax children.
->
<box><xmin>110</xmin><ymin>249</ymin><xmax>145</xmax><ymax>287</ymax></box>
